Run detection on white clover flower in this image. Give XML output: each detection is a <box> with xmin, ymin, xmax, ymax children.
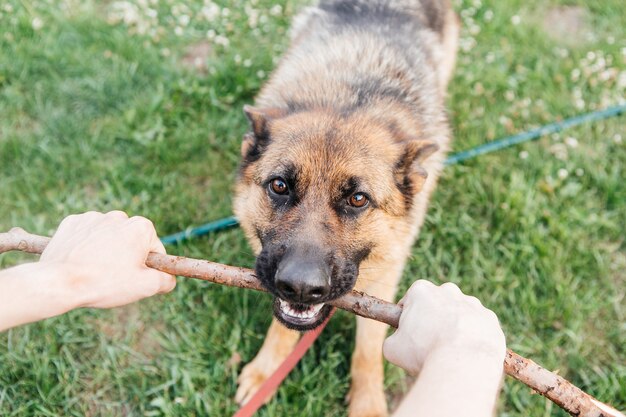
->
<box><xmin>505</xmin><ymin>90</ymin><xmax>515</xmax><ymax>101</ymax></box>
<box><xmin>201</xmin><ymin>3</ymin><xmax>220</xmax><ymax>22</ymax></box>
<box><xmin>613</xmin><ymin>134</ymin><xmax>623</xmax><ymax>144</ymax></box>
<box><xmin>459</xmin><ymin>36</ymin><xmax>476</xmax><ymax>52</ymax></box>
<box><xmin>498</xmin><ymin>116</ymin><xmax>512</xmax><ymax>128</ymax></box>
<box><xmin>243</xmin><ymin>58</ymin><xmax>252</xmax><ymax>67</ymax></box>
<box><xmin>206</xmin><ymin>29</ymin><xmax>216</xmax><ymax>39</ymax></box>
<box><xmin>2</xmin><ymin>4</ymin><xmax>13</xmax><ymax>13</ymax></box>
<box><xmin>607</xmin><ymin>36</ymin><xmax>615</xmax><ymax>45</ymax></box>
<box><xmin>270</xmin><ymin>5</ymin><xmax>282</xmax><ymax>16</ymax></box>
<box><xmin>484</xmin><ymin>9</ymin><xmax>493</xmax><ymax>21</ymax></box>
<box><xmin>555</xmin><ymin>48</ymin><xmax>568</xmax><ymax>58</ymax></box>
<box><xmin>519</xmin><ymin>150</ymin><xmax>529</xmax><ymax>159</ymax></box>
<box><xmin>549</xmin><ymin>143</ymin><xmax>568</xmax><ymax>160</ymax></box>
<box><xmin>257</xmin><ymin>69</ymin><xmax>265</xmax><ymax>78</ymax></box>
<box><xmin>179</xmin><ymin>14</ymin><xmax>190</xmax><ymax>26</ymax></box>
<box><xmin>174</xmin><ymin>26</ymin><xmax>183</xmax><ymax>36</ymax></box>
<box><xmin>557</xmin><ymin>168</ymin><xmax>568</xmax><ymax>180</ymax></box>
<box><xmin>511</xmin><ymin>15</ymin><xmax>520</xmax><ymax>25</ymax></box>
<box><xmin>599</xmin><ymin>68</ymin><xmax>616</xmax><ymax>82</ymax></box>
<box><xmin>31</xmin><ymin>17</ymin><xmax>44</xmax><ymax>30</ymax></box>
<box><xmin>485</xmin><ymin>52</ymin><xmax>495</xmax><ymax>63</ymax></box>
<box><xmin>565</xmin><ymin>137</ymin><xmax>579</xmax><ymax>148</ymax></box>
<box><xmin>246</xmin><ymin>6</ymin><xmax>259</xmax><ymax>28</ymax></box>
<box><xmin>215</xmin><ymin>35</ymin><xmax>229</xmax><ymax>47</ymax></box>
<box><xmin>575</xmin><ymin>168</ymin><xmax>584</xmax><ymax>177</ymax></box>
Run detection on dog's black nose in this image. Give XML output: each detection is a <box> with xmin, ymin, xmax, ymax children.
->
<box><xmin>275</xmin><ymin>258</ymin><xmax>330</xmax><ymax>303</ymax></box>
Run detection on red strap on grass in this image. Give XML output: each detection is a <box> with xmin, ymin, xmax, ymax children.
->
<box><xmin>233</xmin><ymin>308</ymin><xmax>336</xmax><ymax>417</ymax></box>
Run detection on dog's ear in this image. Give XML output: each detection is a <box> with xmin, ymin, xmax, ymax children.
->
<box><xmin>241</xmin><ymin>105</ymin><xmax>287</xmax><ymax>159</ymax></box>
<box><xmin>395</xmin><ymin>140</ymin><xmax>439</xmax><ymax>195</ymax></box>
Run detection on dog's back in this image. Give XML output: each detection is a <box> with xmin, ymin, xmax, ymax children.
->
<box><xmin>256</xmin><ymin>0</ymin><xmax>458</xmax><ymax>131</ymax></box>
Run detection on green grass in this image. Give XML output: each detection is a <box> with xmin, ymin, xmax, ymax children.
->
<box><xmin>0</xmin><ymin>0</ymin><xmax>624</xmax><ymax>415</ymax></box>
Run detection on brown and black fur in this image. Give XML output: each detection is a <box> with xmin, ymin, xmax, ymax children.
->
<box><xmin>233</xmin><ymin>0</ymin><xmax>459</xmax><ymax>415</ymax></box>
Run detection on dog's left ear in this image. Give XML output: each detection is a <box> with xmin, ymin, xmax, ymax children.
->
<box><xmin>241</xmin><ymin>105</ymin><xmax>287</xmax><ymax>159</ymax></box>
<box><xmin>395</xmin><ymin>140</ymin><xmax>439</xmax><ymax>195</ymax></box>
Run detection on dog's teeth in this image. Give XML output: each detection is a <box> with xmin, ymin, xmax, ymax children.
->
<box><xmin>311</xmin><ymin>304</ymin><xmax>323</xmax><ymax>314</ymax></box>
<box><xmin>279</xmin><ymin>300</ymin><xmax>325</xmax><ymax>321</ymax></box>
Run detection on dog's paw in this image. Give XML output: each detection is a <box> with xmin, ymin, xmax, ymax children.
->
<box><xmin>235</xmin><ymin>359</ymin><xmax>277</xmax><ymax>405</ymax></box>
<box><xmin>347</xmin><ymin>383</ymin><xmax>388</xmax><ymax>417</ymax></box>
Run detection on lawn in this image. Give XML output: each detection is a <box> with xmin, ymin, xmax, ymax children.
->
<box><xmin>0</xmin><ymin>0</ymin><xmax>624</xmax><ymax>416</ymax></box>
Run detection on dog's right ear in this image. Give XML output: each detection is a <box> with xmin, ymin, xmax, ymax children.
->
<box><xmin>241</xmin><ymin>105</ymin><xmax>287</xmax><ymax>159</ymax></box>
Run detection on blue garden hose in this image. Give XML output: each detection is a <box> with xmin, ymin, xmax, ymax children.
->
<box><xmin>161</xmin><ymin>103</ymin><xmax>626</xmax><ymax>245</ymax></box>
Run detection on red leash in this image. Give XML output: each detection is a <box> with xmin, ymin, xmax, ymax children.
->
<box><xmin>233</xmin><ymin>308</ymin><xmax>336</xmax><ymax>417</ymax></box>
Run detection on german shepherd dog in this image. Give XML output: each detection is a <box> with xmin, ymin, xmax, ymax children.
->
<box><xmin>233</xmin><ymin>0</ymin><xmax>459</xmax><ymax>415</ymax></box>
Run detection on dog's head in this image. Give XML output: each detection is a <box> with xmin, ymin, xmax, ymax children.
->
<box><xmin>233</xmin><ymin>105</ymin><xmax>438</xmax><ymax>330</ymax></box>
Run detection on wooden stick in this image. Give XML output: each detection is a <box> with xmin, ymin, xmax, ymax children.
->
<box><xmin>0</xmin><ymin>227</ymin><xmax>623</xmax><ymax>417</ymax></box>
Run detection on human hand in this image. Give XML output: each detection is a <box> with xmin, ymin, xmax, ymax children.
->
<box><xmin>40</xmin><ymin>211</ymin><xmax>176</xmax><ymax>309</ymax></box>
<box><xmin>383</xmin><ymin>280</ymin><xmax>505</xmax><ymax>375</ymax></box>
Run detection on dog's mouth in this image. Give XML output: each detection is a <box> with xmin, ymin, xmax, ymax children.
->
<box><xmin>273</xmin><ymin>298</ymin><xmax>334</xmax><ymax>331</ymax></box>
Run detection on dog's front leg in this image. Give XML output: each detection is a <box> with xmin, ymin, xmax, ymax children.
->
<box><xmin>348</xmin><ymin>316</ymin><xmax>391</xmax><ymax>417</ymax></box>
<box><xmin>348</xmin><ymin>260</ymin><xmax>405</xmax><ymax>417</ymax></box>
<box><xmin>235</xmin><ymin>318</ymin><xmax>300</xmax><ymax>405</ymax></box>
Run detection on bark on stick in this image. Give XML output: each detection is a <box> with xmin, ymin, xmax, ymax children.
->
<box><xmin>0</xmin><ymin>227</ymin><xmax>622</xmax><ymax>417</ymax></box>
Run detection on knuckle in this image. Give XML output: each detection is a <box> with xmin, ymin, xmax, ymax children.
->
<box><xmin>60</xmin><ymin>214</ymin><xmax>78</xmax><ymax>226</ymax></box>
<box><xmin>486</xmin><ymin>309</ymin><xmax>499</xmax><ymax>323</ymax></box>
<box><xmin>130</xmin><ymin>216</ymin><xmax>155</xmax><ymax>232</ymax></box>
<box><xmin>408</xmin><ymin>279</ymin><xmax>433</xmax><ymax>294</ymax></box>
<box><xmin>467</xmin><ymin>295</ymin><xmax>482</xmax><ymax>306</ymax></box>
<box><xmin>107</xmin><ymin>210</ymin><xmax>128</xmax><ymax>219</ymax></box>
<box><xmin>441</xmin><ymin>282</ymin><xmax>462</xmax><ymax>294</ymax></box>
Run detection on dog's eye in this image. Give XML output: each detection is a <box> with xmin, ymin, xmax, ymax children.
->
<box><xmin>269</xmin><ymin>178</ymin><xmax>289</xmax><ymax>195</ymax></box>
<box><xmin>348</xmin><ymin>193</ymin><xmax>369</xmax><ymax>208</ymax></box>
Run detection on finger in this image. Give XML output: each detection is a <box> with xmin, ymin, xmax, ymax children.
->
<box><xmin>440</xmin><ymin>281</ymin><xmax>463</xmax><ymax>295</ymax></box>
<box><xmin>407</xmin><ymin>279</ymin><xmax>435</xmax><ymax>294</ymax></box>
<box><xmin>57</xmin><ymin>211</ymin><xmax>103</xmax><ymax>232</ymax></box>
<box><xmin>383</xmin><ymin>333</ymin><xmax>421</xmax><ymax>375</ymax></box>
<box><xmin>148</xmin><ymin>227</ymin><xmax>167</xmax><ymax>255</ymax></box>
<box><xmin>466</xmin><ymin>295</ymin><xmax>483</xmax><ymax>307</ymax></box>
<box><xmin>158</xmin><ymin>273</ymin><xmax>177</xmax><ymax>294</ymax></box>
<box><xmin>401</xmin><ymin>279</ymin><xmax>435</xmax><ymax>307</ymax></box>
<box><xmin>105</xmin><ymin>210</ymin><xmax>129</xmax><ymax>220</ymax></box>
<box><xmin>146</xmin><ymin>268</ymin><xmax>176</xmax><ymax>294</ymax></box>
<box><xmin>127</xmin><ymin>216</ymin><xmax>158</xmax><ymax>248</ymax></box>
<box><xmin>382</xmin><ymin>332</ymin><xmax>400</xmax><ymax>362</ymax></box>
